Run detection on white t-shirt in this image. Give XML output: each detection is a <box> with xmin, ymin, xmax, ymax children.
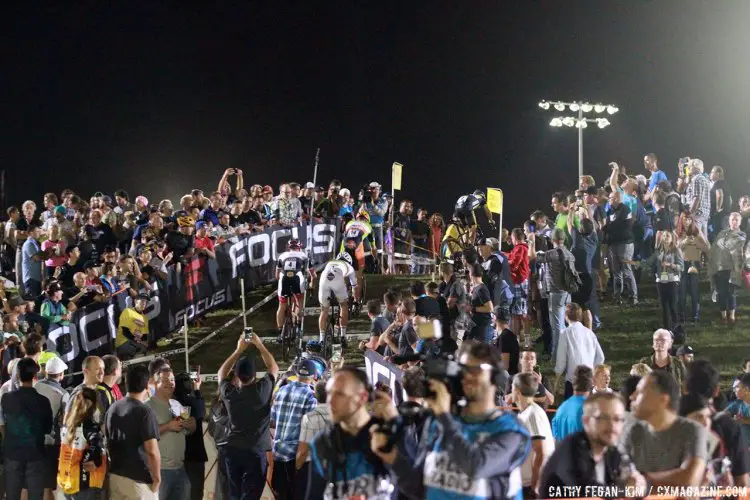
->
<box><xmin>517</xmin><ymin>402</ymin><xmax>555</xmax><ymax>487</ymax></box>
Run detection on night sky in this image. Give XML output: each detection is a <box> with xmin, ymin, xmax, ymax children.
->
<box><xmin>6</xmin><ymin>1</ymin><xmax>750</xmax><ymax>227</ymax></box>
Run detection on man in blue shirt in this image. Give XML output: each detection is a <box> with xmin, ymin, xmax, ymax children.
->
<box><xmin>552</xmin><ymin>365</ymin><xmax>593</xmax><ymax>442</ymax></box>
<box><xmin>374</xmin><ymin>342</ymin><xmax>530</xmax><ymax>500</ymax></box>
<box><xmin>644</xmin><ymin>153</ymin><xmax>668</xmax><ymax>203</ymax></box>
<box><xmin>21</xmin><ymin>222</ymin><xmax>44</xmax><ymax>299</ymax></box>
<box><xmin>271</xmin><ymin>359</ymin><xmax>318</xmax><ymax>500</ymax></box>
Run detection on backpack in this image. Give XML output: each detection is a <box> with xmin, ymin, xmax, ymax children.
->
<box><xmin>556</xmin><ymin>248</ymin><xmax>581</xmax><ymax>293</ymax></box>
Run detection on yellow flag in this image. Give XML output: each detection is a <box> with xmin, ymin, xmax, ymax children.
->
<box><xmin>392</xmin><ymin>162</ymin><xmax>403</xmax><ymax>191</ymax></box>
<box><xmin>487</xmin><ymin>188</ymin><xmax>503</xmax><ymax>215</ymax></box>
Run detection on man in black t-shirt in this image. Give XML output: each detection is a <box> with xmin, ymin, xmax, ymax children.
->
<box><xmin>410</xmin><ymin>281</ymin><xmax>441</xmax><ymax>321</ymax></box>
<box><xmin>410</xmin><ymin>208</ymin><xmax>431</xmax><ymax>274</ymax></box>
<box><xmin>493</xmin><ymin>306</ymin><xmax>520</xmax><ymax>376</ymax></box>
<box><xmin>217</xmin><ymin>333</ymin><xmax>279</xmax><ymax>500</ymax></box>
<box><xmin>652</xmin><ymin>192</ymin><xmax>675</xmax><ymax>245</ymax></box>
<box><xmin>2</xmin><ymin>358</ymin><xmax>52</xmax><ymax>500</ymax></box>
<box><xmin>392</xmin><ymin>200</ymin><xmax>413</xmax><ymax>274</ymax></box>
<box><xmin>105</xmin><ymin>364</ymin><xmax>161</xmax><ymax>499</ymax></box>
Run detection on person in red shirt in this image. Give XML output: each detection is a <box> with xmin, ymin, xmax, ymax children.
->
<box><xmin>508</xmin><ymin>228</ymin><xmax>531</xmax><ymax>345</ymax></box>
<box><xmin>193</xmin><ymin>221</ymin><xmax>216</xmax><ymax>260</ymax></box>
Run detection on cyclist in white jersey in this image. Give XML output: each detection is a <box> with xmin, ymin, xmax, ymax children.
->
<box><xmin>318</xmin><ymin>252</ymin><xmax>357</xmax><ymax>342</ymax></box>
<box><xmin>276</xmin><ymin>239</ymin><xmax>316</xmax><ymax>338</ymax></box>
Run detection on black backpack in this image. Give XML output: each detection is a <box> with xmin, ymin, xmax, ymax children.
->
<box><xmin>556</xmin><ymin>248</ymin><xmax>582</xmax><ymax>293</ymax></box>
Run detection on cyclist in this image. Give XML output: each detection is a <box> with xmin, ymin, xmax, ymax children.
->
<box><xmin>453</xmin><ymin>189</ymin><xmax>495</xmax><ymax>245</ymax></box>
<box><xmin>276</xmin><ymin>239</ymin><xmax>316</xmax><ymax>340</ymax></box>
<box><xmin>340</xmin><ymin>208</ymin><xmax>376</xmax><ymax>302</ymax></box>
<box><xmin>317</xmin><ymin>251</ymin><xmax>356</xmax><ymax>344</ymax></box>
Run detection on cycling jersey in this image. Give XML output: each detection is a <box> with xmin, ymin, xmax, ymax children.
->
<box><xmin>455</xmin><ymin>193</ymin><xmax>486</xmax><ymax>213</ymax></box>
<box><xmin>340</xmin><ymin>220</ymin><xmax>375</xmax><ymax>252</ymax></box>
<box><xmin>318</xmin><ymin>259</ymin><xmax>357</xmax><ymax>306</ymax></box>
<box><xmin>392</xmin><ymin>411</ymin><xmax>530</xmax><ymax>500</ymax></box>
<box><xmin>441</xmin><ymin>224</ymin><xmax>464</xmax><ymax>259</ymax></box>
<box><xmin>277</xmin><ymin>250</ymin><xmax>309</xmax><ymax>301</ymax></box>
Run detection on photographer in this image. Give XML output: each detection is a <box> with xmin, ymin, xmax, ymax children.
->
<box><xmin>306</xmin><ymin>366</ymin><xmax>400</xmax><ymax>499</ymax></box>
<box><xmin>371</xmin><ymin>342</ymin><xmax>531</xmax><ymax>500</ymax></box>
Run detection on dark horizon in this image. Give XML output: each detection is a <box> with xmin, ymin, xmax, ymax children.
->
<box><xmin>5</xmin><ymin>1</ymin><xmax>750</xmax><ymax>226</ymax></box>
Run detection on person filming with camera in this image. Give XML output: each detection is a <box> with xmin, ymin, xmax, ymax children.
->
<box><xmin>370</xmin><ymin>342</ymin><xmax>531</xmax><ymax>500</ymax></box>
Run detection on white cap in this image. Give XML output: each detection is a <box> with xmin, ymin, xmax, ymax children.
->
<box><xmin>339</xmin><ymin>188</ymin><xmax>350</xmax><ymax>197</ymax></box>
<box><xmin>304</xmin><ymin>182</ymin><xmax>315</xmax><ymax>189</ymax></box>
<box><xmin>368</xmin><ymin>181</ymin><xmax>381</xmax><ymax>188</ymax></box>
<box><xmin>45</xmin><ymin>357</ymin><xmax>68</xmax><ymax>375</ymax></box>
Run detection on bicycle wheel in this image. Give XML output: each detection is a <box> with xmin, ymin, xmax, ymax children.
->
<box><xmin>323</xmin><ymin>318</ymin><xmax>335</xmax><ymax>360</ymax></box>
<box><xmin>281</xmin><ymin>315</ymin><xmax>294</xmax><ymax>362</ymax></box>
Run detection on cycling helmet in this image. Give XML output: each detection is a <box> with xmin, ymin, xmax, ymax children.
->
<box><xmin>305</xmin><ymin>340</ymin><xmax>323</xmax><ymax>354</ymax></box>
<box><xmin>356</xmin><ymin>208</ymin><xmax>371</xmax><ymax>223</ymax></box>
<box><xmin>336</xmin><ymin>251</ymin><xmax>353</xmax><ymax>265</ymax></box>
<box><xmin>177</xmin><ymin>215</ymin><xmax>195</xmax><ymax>227</ymax></box>
<box><xmin>287</xmin><ymin>238</ymin><xmax>302</xmax><ymax>251</ymax></box>
<box><xmin>473</xmin><ymin>189</ymin><xmax>486</xmax><ymax>199</ymax></box>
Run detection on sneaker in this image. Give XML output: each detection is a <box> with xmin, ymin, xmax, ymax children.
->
<box><xmin>631</xmin><ymin>298</ymin><xmax>639</xmax><ymax>306</ymax></box>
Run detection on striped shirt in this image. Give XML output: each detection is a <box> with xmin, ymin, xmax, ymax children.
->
<box><xmin>299</xmin><ymin>404</ymin><xmax>332</xmax><ymax>462</ymax></box>
<box><xmin>270</xmin><ymin>381</ymin><xmax>317</xmax><ymax>461</ymax></box>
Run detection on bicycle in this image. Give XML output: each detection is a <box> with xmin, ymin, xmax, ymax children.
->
<box><xmin>321</xmin><ymin>291</ymin><xmax>341</xmax><ymax>360</ymax></box>
<box><xmin>279</xmin><ymin>293</ymin><xmax>301</xmax><ymax>362</ymax></box>
<box><xmin>350</xmin><ymin>273</ymin><xmax>367</xmax><ymax>317</ymax></box>
<box><xmin>440</xmin><ymin>222</ymin><xmax>486</xmax><ymax>272</ymax></box>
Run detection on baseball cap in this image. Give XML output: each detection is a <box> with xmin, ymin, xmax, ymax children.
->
<box><xmin>676</xmin><ymin>345</ymin><xmax>695</xmax><ymax>356</ymax></box>
<box><xmin>54</xmin><ymin>205</ymin><xmax>66</xmax><ymax>215</ymax></box>
<box><xmin>262</xmin><ymin>185</ymin><xmax>274</xmax><ymax>194</ymax></box>
<box><xmin>195</xmin><ymin>220</ymin><xmax>207</xmax><ymax>230</ymax></box>
<box><xmin>136</xmin><ymin>292</ymin><xmax>150</xmax><ymax>302</ymax></box>
<box><xmin>45</xmin><ymin>356</ymin><xmax>68</xmax><ymax>375</ymax></box>
<box><xmin>235</xmin><ymin>356</ymin><xmax>256</xmax><ymax>382</ymax></box>
<box><xmin>486</xmin><ymin>237</ymin><xmax>500</xmax><ymax>251</ymax></box>
<box><xmin>477</xmin><ymin>237</ymin><xmax>489</xmax><ymax>247</ymax></box>
<box><xmin>135</xmin><ymin>195</ymin><xmax>149</xmax><ymax>207</ymax></box>
<box><xmin>297</xmin><ymin>359</ymin><xmax>318</xmax><ymax>377</ymax></box>
<box><xmin>304</xmin><ymin>182</ymin><xmax>315</xmax><ymax>189</ymax></box>
<box><xmin>368</xmin><ymin>181</ymin><xmax>382</xmax><ymax>189</ymax></box>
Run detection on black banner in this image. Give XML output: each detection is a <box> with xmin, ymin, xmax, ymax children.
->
<box><xmin>47</xmin><ymin>221</ymin><xmax>339</xmax><ymax>373</ymax></box>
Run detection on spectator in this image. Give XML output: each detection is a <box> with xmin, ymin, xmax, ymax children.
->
<box><xmin>217</xmin><ymin>333</ymin><xmax>278</xmax><ymax>500</ymax></box>
<box><xmin>643</xmin><ymin>153</ymin><xmax>668</xmax><ymax>202</ymax></box>
<box><xmin>709</xmin><ymin>166</ymin><xmax>731</xmax><ymax>241</ymax></box>
<box><xmin>725</xmin><ymin>373</ymin><xmax>750</xmax><ymax>445</ymax></box>
<box><xmin>174</xmin><ymin>372</ymin><xmax>207</xmax><ymax>500</ymax></box>
<box><xmin>676</xmin><ymin>213</ymin><xmax>709</xmax><ymax>324</ymax></box>
<box><xmin>409</xmin><ymin>281</ymin><xmax>440</xmax><ymax>321</ymax></box>
<box><xmin>392</xmin><ymin>200</ymin><xmax>413</xmax><ymax>275</ymax></box>
<box><xmin>654</xmin><ymin>231</ymin><xmax>683</xmax><ymax>331</ymax></box>
<box><xmin>438</xmin><ymin>262</ymin><xmax>466</xmax><ymax>330</ymax></box>
<box><xmin>540</xmin><ymin>392</ymin><xmax>646</xmax><ymax>497</ymax></box>
<box><xmin>550</xmin><ymin>192</ymin><xmax>578</xmax><ymax>247</ymax></box>
<box><xmin>379</xmin><ymin>299</ymin><xmax>418</xmax><ymax>357</ymax></box>
<box><xmin>96</xmin><ymin>354</ymin><xmax>123</xmax><ymax>416</ymax></box>
<box><xmin>508</xmin><ymin>228</ymin><xmax>531</xmax><ymax>342</ymax></box>
<box><xmin>685</xmin><ymin>159</ymin><xmax>712</xmax><ymax>238</ymax></box>
<box><xmin>554</xmin><ymin>303</ymin><xmax>604</xmax><ymax>399</ymax></box>
<box><xmin>568</xmin><ymin>204</ymin><xmax>598</xmax><ymax>329</ymax></box>
<box><xmin>34</xmin><ymin>356</ymin><xmax>70</xmax><ymax>500</ymax></box>
<box><xmin>506</xmin><ymin>349</ymin><xmax>554</xmax><ymax>409</ymax></box>
<box><xmin>41</xmin><ymin>225</ymin><xmax>66</xmax><ymax>279</ymax></box>
<box><xmin>146</xmin><ymin>366</ymin><xmax>197</xmax><ymax>500</ymax></box>
<box><xmin>638</xmin><ymin>329</ymin><xmax>686</xmax><ymax>389</ymax></box>
<box><xmin>492</xmin><ymin>306</ymin><xmax>519</xmax><ymax>376</ymax></box>
<box><xmin>676</xmin><ymin>345</ymin><xmax>695</xmax><ymax>366</ymax></box>
<box><xmin>148</xmin><ymin>358</ymin><xmax>171</xmax><ymax>396</ymax></box>
<box><xmin>382</xmin><ymin>290</ymin><xmax>400</xmax><ymax>324</ymax></box>
<box><xmin>535</xmin><ymin>228</ymin><xmax>576</xmax><ymax>358</ymax></box>
<box><xmin>630</xmin><ymin>363</ymin><xmax>652</xmax><ymax>378</ymax></box>
<box><xmin>40</xmin><ymin>282</ymin><xmax>72</xmax><ymax>326</ymax></box>
<box><xmin>8</xmin><ymin>332</ymin><xmax>44</xmax><ymax>392</ymax></box>
<box><xmin>57</xmin><ymin>387</ymin><xmax>106</xmax><ymax>499</ymax></box>
<box><xmin>592</xmin><ymin>364</ymin><xmax>613</xmax><ymax>394</ymax></box>
<box><xmin>552</xmin><ymin>365</ymin><xmax>593</xmax><ymax>442</ymax></box>
<box><xmin>21</xmin><ymin>222</ymin><xmax>43</xmax><ymax>299</ymax></box>
<box><xmin>513</xmin><ymin>372</ymin><xmax>555</xmax><ymax>497</ymax></box>
<box><xmin>1</xmin><ymin>358</ymin><xmax>52</xmax><ymax>500</ymax></box>
<box><xmin>410</xmin><ymin>208</ymin><xmax>430</xmax><ymax>274</ymax></box>
<box><xmin>427</xmin><ymin>213</ymin><xmax>445</xmax><ymax>261</ymax></box>
<box><xmin>623</xmin><ymin>370</ymin><xmax>708</xmax><ymax>487</ymax></box>
<box><xmin>66</xmin><ymin>356</ymin><xmax>105</xmax><ymax>424</ymax></box>
<box><xmin>116</xmin><ymin>293</ymin><xmax>150</xmax><ymax>359</ymax></box>
<box><xmin>295</xmin><ymin>379</ymin><xmax>330</xmax><ymax>498</ymax></box>
<box><xmin>604</xmin><ymin>190</ymin><xmax>638</xmax><ymax>305</ymax></box>
<box><xmin>360</xmin><ymin>182</ymin><xmax>388</xmax><ymax>260</ymax></box>
<box><xmin>425</xmin><ymin>281</ymin><xmax>451</xmax><ymax>339</ymax></box>
<box><xmin>467</xmin><ymin>262</ymin><xmax>493</xmax><ymax>343</ymax></box>
<box><xmin>106</xmin><ymin>364</ymin><xmax>161</xmax><ymax>499</ymax></box>
<box><xmin>270</xmin><ymin>359</ymin><xmax>318</xmax><ymax>499</ymax></box>
<box><xmin>685</xmin><ymin>359</ymin><xmax>750</xmax><ymax>486</ymax></box>
<box><xmin>652</xmin><ymin>191</ymin><xmax>675</xmax><ymax>246</ymax></box>
<box><xmin>360</xmin><ymin>299</ymin><xmax>389</xmax><ymax>353</ymax></box>
<box><xmin>708</xmin><ymin>212</ymin><xmax>745</xmax><ymax>326</ymax></box>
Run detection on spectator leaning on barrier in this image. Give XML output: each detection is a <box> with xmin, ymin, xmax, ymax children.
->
<box><xmin>106</xmin><ymin>364</ymin><xmax>162</xmax><ymax>500</ymax></box>
<box><xmin>623</xmin><ymin>369</ymin><xmax>708</xmax><ymax>487</ymax></box>
<box><xmin>270</xmin><ymin>358</ymin><xmax>319</xmax><ymax>500</ymax></box>
<box><xmin>2</xmin><ymin>357</ymin><xmax>52</xmax><ymax>500</ymax></box>
<box><xmin>540</xmin><ymin>392</ymin><xmax>647</xmax><ymax>497</ymax></box>
<box><xmin>217</xmin><ymin>332</ymin><xmax>279</xmax><ymax>500</ymax></box>
<box><xmin>552</xmin><ymin>365</ymin><xmax>593</xmax><ymax>442</ymax></box>
<box><xmin>115</xmin><ymin>293</ymin><xmax>150</xmax><ymax>360</ymax></box>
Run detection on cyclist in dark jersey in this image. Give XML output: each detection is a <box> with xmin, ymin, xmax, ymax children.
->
<box><xmin>452</xmin><ymin>190</ymin><xmax>494</xmax><ymax>251</ymax></box>
<box><xmin>340</xmin><ymin>209</ymin><xmax>376</xmax><ymax>301</ymax></box>
<box><xmin>276</xmin><ymin>239</ymin><xmax>316</xmax><ymax>339</ymax></box>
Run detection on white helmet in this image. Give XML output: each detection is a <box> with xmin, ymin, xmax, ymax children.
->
<box><xmin>336</xmin><ymin>252</ymin><xmax>353</xmax><ymax>265</ymax></box>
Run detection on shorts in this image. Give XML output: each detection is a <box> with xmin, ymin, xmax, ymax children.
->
<box><xmin>453</xmin><ymin>207</ymin><xmax>476</xmax><ymax>228</ymax></box>
<box><xmin>510</xmin><ymin>280</ymin><xmax>529</xmax><ymax>316</ymax></box>
<box><xmin>278</xmin><ymin>272</ymin><xmax>304</xmax><ymax>303</ymax></box>
<box><xmin>43</xmin><ymin>444</ymin><xmax>60</xmax><ymax>489</ymax></box>
<box><xmin>343</xmin><ymin>243</ymin><xmax>364</xmax><ymax>271</ymax></box>
<box><xmin>318</xmin><ymin>277</ymin><xmax>348</xmax><ymax>307</ymax></box>
<box><xmin>571</xmin><ymin>273</ymin><xmax>594</xmax><ymax>310</ymax></box>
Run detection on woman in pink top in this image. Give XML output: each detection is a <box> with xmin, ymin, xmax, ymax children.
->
<box><xmin>41</xmin><ymin>225</ymin><xmax>67</xmax><ymax>278</ymax></box>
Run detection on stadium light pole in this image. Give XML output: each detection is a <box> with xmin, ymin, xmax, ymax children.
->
<box><xmin>538</xmin><ymin>100</ymin><xmax>619</xmax><ymax>178</ymax></box>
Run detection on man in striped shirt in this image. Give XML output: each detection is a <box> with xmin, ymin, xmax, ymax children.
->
<box><xmin>271</xmin><ymin>359</ymin><xmax>319</xmax><ymax>499</ymax></box>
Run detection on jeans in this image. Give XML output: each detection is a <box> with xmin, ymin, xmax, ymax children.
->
<box><xmin>223</xmin><ymin>446</ymin><xmax>267</xmax><ymax>500</ymax></box>
<box><xmin>678</xmin><ymin>262</ymin><xmax>701</xmax><ymax>322</ymax></box>
<box><xmin>160</xmin><ymin>467</ymin><xmax>190</xmax><ymax>500</ymax></box>
<box><xmin>714</xmin><ymin>270</ymin><xmax>737</xmax><ymax>312</ymax></box>
<box><xmin>23</xmin><ymin>279</ymin><xmax>41</xmax><ymax>300</ymax></box>
<box><xmin>410</xmin><ymin>247</ymin><xmax>429</xmax><ymax>275</ymax></box>
<box><xmin>467</xmin><ymin>322</ymin><xmax>493</xmax><ymax>344</ymax></box>
<box><xmin>271</xmin><ymin>459</ymin><xmax>296</xmax><ymax>500</ymax></box>
<box><xmin>658</xmin><ymin>282</ymin><xmax>679</xmax><ymax>331</ymax></box>
<box><xmin>609</xmin><ymin>242</ymin><xmax>637</xmax><ymax>301</ymax></box>
<box><xmin>548</xmin><ymin>291</ymin><xmax>570</xmax><ymax>358</ymax></box>
<box><xmin>536</xmin><ymin>297</ymin><xmax>552</xmax><ymax>354</ymax></box>
<box><xmin>4</xmin><ymin>458</ymin><xmax>45</xmax><ymax>500</ymax></box>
